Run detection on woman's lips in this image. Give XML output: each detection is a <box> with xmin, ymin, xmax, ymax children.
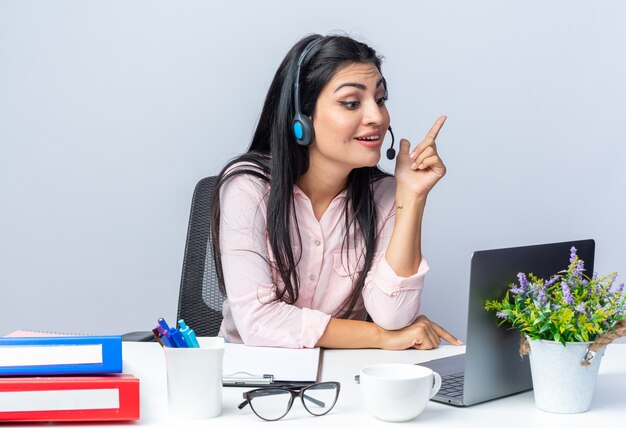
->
<box><xmin>354</xmin><ymin>136</ymin><xmax>382</xmax><ymax>148</ymax></box>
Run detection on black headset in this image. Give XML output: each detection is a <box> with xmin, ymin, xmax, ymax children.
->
<box><xmin>292</xmin><ymin>37</ymin><xmax>324</xmax><ymax>146</ymax></box>
<box><xmin>292</xmin><ymin>37</ymin><xmax>396</xmax><ymax>159</ymax></box>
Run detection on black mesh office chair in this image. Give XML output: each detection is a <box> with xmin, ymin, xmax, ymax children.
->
<box><xmin>122</xmin><ymin>176</ymin><xmax>224</xmax><ymax>341</ymax></box>
<box><xmin>175</xmin><ymin>176</ymin><xmax>225</xmax><ymax>337</ymax></box>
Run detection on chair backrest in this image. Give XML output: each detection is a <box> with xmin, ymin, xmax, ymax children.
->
<box><xmin>176</xmin><ymin>176</ymin><xmax>225</xmax><ymax>337</ymax></box>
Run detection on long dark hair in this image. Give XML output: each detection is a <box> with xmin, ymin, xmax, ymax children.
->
<box><xmin>211</xmin><ymin>34</ymin><xmax>390</xmax><ymax>318</ymax></box>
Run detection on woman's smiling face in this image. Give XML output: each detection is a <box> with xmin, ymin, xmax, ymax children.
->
<box><xmin>309</xmin><ymin>62</ymin><xmax>390</xmax><ymax>173</ymax></box>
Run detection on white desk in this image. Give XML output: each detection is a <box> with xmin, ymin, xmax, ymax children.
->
<box><xmin>17</xmin><ymin>342</ymin><xmax>626</xmax><ymax>426</ymax></box>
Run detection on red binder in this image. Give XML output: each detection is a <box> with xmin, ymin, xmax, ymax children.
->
<box><xmin>0</xmin><ymin>374</ymin><xmax>139</xmax><ymax>422</ymax></box>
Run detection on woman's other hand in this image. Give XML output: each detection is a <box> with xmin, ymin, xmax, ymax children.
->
<box><xmin>381</xmin><ymin>314</ymin><xmax>463</xmax><ymax>350</ymax></box>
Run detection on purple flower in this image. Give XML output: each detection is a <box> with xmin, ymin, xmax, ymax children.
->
<box><xmin>496</xmin><ymin>311</ymin><xmax>507</xmax><ymax>319</ymax></box>
<box><xmin>511</xmin><ymin>273</ymin><xmax>529</xmax><ymax>295</ymax></box>
<box><xmin>573</xmin><ymin>260</ymin><xmax>585</xmax><ymax>278</ymax></box>
<box><xmin>575</xmin><ymin>303</ymin><xmax>585</xmax><ymax>313</ymax></box>
<box><xmin>545</xmin><ymin>275</ymin><xmax>559</xmax><ymax>287</ymax></box>
<box><xmin>533</xmin><ymin>282</ymin><xmax>548</xmax><ymax>306</ymax></box>
<box><xmin>617</xmin><ymin>283</ymin><xmax>625</xmax><ymax>293</ymax></box>
<box><xmin>518</xmin><ymin>272</ymin><xmax>528</xmax><ymax>287</ymax></box>
<box><xmin>569</xmin><ymin>246</ymin><xmax>578</xmax><ymax>264</ymax></box>
<box><xmin>510</xmin><ymin>285</ymin><xmax>523</xmax><ymax>294</ymax></box>
<box><xmin>562</xmin><ymin>281</ymin><xmax>574</xmax><ymax>305</ymax></box>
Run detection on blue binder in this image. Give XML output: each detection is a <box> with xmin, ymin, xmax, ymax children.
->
<box><xmin>0</xmin><ymin>336</ymin><xmax>123</xmax><ymax>376</ymax></box>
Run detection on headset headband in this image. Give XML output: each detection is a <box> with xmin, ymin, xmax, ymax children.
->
<box><xmin>293</xmin><ymin>37</ymin><xmax>324</xmax><ymax>119</ymax></box>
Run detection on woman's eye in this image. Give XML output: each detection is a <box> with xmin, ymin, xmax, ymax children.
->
<box><xmin>376</xmin><ymin>96</ymin><xmax>388</xmax><ymax>106</ymax></box>
<box><xmin>339</xmin><ymin>101</ymin><xmax>359</xmax><ymax>110</ymax></box>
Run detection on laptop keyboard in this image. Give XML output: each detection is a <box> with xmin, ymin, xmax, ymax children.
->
<box><xmin>439</xmin><ymin>373</ymin><xmax>464</xmax><ymax>398</ymax></box>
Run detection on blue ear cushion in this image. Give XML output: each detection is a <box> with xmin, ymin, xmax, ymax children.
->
<box><xmin>293</xmin><ymin>121</ymin><xmax>304</xmax><ymax>139</ymax></box>
<box><xmin>293</xmin><ymin>113</ymin><xmax>314</xmax><ymax>146</ymax></box>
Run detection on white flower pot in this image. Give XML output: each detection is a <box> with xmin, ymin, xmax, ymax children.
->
<box><xmin>527</xmin><ymin>338</ymin><xmax>606</xmax><ymax>413</ymax></box>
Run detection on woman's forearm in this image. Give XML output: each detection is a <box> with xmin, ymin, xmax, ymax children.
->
<box><xmin>315</xmin><ymin>318</ymin><xmax>385</xmax><ymax>349</ymax></box>
<box><xmin>315</xmin><ymin>315</ymin><xmax>462</xmax><ymax>350</ymax></box>
<box><xmin>384</xmin><ymin>193</ymin><xmax>426</xmax><ymax>277</ymax></box>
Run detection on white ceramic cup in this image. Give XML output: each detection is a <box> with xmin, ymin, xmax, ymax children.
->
<box><xmin>359</xmin><ymin>363</ymin><xmax>442</xmax><ymax>422</ymax></box>
<box><xmin>163</xmin><ymin>336</ymin><xmax>225</xmax><ymax>419</ymax></box>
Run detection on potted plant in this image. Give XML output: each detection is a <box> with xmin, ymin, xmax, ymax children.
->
<box><xmin>484</xmin><ymin>246</ymin><xmax>626</xmax><ymax>413</ymax></box>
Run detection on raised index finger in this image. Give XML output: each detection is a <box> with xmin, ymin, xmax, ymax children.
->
<box><xmin>425</xmin><ymin>115</ymin><xmax>447</xmax><ymax>142</ymax></box>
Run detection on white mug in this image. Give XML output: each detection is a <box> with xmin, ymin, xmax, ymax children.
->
<box><xmin>163</xmin><ymin>336</ymin><xmax>225</xmax><ymax>419</ymax></box>
<box><xmin>359</xmin><ymin>363</ymin><xmax>441</xmax><ymax>422</ymax></box>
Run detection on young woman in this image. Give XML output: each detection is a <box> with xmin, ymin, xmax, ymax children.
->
<box><xmin>211</xmin><ymin>34</ymin><xmax>463</xmax><ymax>350</ymax></box>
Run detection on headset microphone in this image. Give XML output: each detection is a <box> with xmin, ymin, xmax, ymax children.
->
<box><xmin>386</xmin><ymin>126</ymin><xmax>396</xmax><ymax>160</ymax></box>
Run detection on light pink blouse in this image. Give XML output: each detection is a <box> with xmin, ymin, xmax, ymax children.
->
<box><xmin>217</xmin><ymin>169</ymin><xmax>429</xmax><ymax>348</ymax></box>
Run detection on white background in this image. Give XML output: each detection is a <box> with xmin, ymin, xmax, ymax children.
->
<box><xmin>1</xmin><ymin>0</ymin><xmax>625</xmax><ymax>341</ymax></box>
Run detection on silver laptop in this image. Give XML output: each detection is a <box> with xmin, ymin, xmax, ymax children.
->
<box><xmin>418</xmin><ymin>239</ymin><xmax>595</xmax><ymax>406</ymax></box>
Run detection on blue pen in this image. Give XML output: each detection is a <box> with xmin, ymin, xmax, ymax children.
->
<box><xmin>158</xmin><ymin>318</ymin><xmax>171</xmax><ymax>332</ymax></box>
<box><xmin>156</xmin><ymin>318</ymin><xmax>173</xmax><ymax>347</ymax></box>
<box><xmin>168</xmin><ymin>327</ymin><xmax>188</xmax><ymax>348</ymax></box>
<box><xmin>178</xmin><ymin>319</ymin><xmax>200</xmax><ymax>348</ymax></box>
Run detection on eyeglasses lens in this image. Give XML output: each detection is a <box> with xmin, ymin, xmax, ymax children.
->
<box><xmin>302</xmin><ymin>382</ymin><xmax>339</xmax><ymax>416</ymax></box>
<box><xmin>248</xmin><ymin>388</ymin><xmax>292</xmax><ymax>421</ymax></box>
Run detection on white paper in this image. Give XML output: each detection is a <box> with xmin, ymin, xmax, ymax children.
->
<box><xmin>0</xmin><ymin>388</ymin><xmax>119</xmax><ymax>411</ymax></box>
<box><xmin>222</xmin><ymin>343</ymin><xmax>320</xmax><ymax>383</ymax></box>
<box><xmin>0</xmin><ymin>344</ymin><xmax>103</xmax><ymax>367</ymax></box>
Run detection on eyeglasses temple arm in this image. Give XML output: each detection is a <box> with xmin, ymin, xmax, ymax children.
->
<box><xmin>303</xmin><ymin>394</ymin><xmax>326</xmax><ymax>408</ymax></box>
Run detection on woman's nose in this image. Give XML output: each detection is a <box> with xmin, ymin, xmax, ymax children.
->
<box><xmin>362</xmin><ymin>99</ymin><xmax>385</xmax><ymax>126</ymax></box>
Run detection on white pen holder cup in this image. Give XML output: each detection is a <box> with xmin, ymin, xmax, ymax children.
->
<box><xmin>359</xmin><ymin>363</ymin><xmax>442</xmax><ymax>422</ymax></box>
<box><xmin>163</xmin><ymin>336</ymin><xmax>225</xmax><ymax>419</ymax></box>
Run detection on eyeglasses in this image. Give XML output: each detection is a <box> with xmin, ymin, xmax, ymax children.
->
<box><xmin>238</xmin><ymin>381</ymin><xmax>341</xmax><ymax>421</ymax></box>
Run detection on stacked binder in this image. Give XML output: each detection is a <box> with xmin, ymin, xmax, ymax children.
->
<box><xmin>0</xmin><ymin>335</ymin><xmax>140</xmax><ymax>422</ymax></box>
